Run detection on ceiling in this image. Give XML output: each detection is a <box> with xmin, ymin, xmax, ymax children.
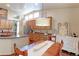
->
<box><xmin>0</xmin><ymin>3</ymin><xmax>79</xmax><ymax>19</ymax></box>
<box><xmin>0</xmin><ymin>3</ymin><xmax>25</xmax><ymax>14</ymax></box>
<box><xmin>43</xmin><ymin>3</ymin><xmax>79</xmax><ymax>9</ymax></box>
<box><xmin>0</xmin><ymin>3</ymin><xmax>79</xmax><ymax>15</ymax></box>
<box><xmin>0</xmin><ymin>3</ymin><xmax>42</xmax><ymax>18</ymax></box>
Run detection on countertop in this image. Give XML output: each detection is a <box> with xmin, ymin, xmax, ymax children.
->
<box><xmin>0</xmin><ymin>34</ymin><xmax>28</xmax><ymax>39</ymax></box>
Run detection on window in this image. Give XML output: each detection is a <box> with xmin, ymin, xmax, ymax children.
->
<box><xmin>28</xmin><ymin>14</ymin><xmax>33</xmax><ymax>19</ymax></box>
<box><xmin>24</xmin><ymin>11</ymin><xmax>40</xmax><ymax>21</ymax></box>
<box><xmin>23</xmin><ymin>11</ymin><xmax>40</xmax><ymax>25</ymax></box>
<box><xmin>25</xmin><ymin>16</ymin><xmax>28</xmax><ymax>21</ymax></box>
<box><xmin>23</xmin><ymin>16</ymin><xmax>29</xmax><ymax>25</ymax></box>
<box><xmin>34</xmin><ymin>12</ymin><xmax>39</xmax><ymax>18</ymax></box>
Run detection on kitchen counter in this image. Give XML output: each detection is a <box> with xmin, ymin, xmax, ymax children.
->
<box><xmin>0</xmin><ymin>34</ymin><xmax>29</xmax><ymax>55</ymax></box>
<box><xmin>0</xmin><ymin>35</ymin><xmax>28</xmax><ymax>39</ymax></box>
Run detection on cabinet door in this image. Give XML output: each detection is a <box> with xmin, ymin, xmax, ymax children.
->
<box><xmin>0</xmin><ymin>20</ymin><xmax>1</xmax><ymax>28</ymax></box>
<box><xmin>0</xmin><ymin>20</ymin><xmax>14</xmax><ymax>29</ymax></box>
<box><xmin>5</xmin><ymin>21</ymin><xmax>13</xmax><ymax>29</ymax></box>
<box><xmin>0</xmin><ymin>20</ymin><xmax>6</xmax><ymax>29</ymax></box>
<box><xmin>9</xmin><ymin>21</ymin><xmax>13</xmax><ymax>29</ymax></box>
<box><xmin>0</xmin><ymin>8</ymin><xmax>8</xmax><ymax>19</ymax></box>
<box><xmin>5</xmin><ymin>20</ymin><xmax>10</xmax><ymax>29</ymax></box>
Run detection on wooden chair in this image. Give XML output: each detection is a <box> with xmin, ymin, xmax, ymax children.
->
<box><xmin>42</xmin><ymin>40</ymin><xmax>63</xmax><ymax>56</ymax></box>
<box><xmin>14</xmin><ymin>43</ymin><xmax>28</xmax><ymax>56</ymax></box>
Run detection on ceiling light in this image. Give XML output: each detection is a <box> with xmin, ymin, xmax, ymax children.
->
<box><xmin>6</xmin><ymin>4</ymin><xmax>10</xmax><ymax>7</ymax></box>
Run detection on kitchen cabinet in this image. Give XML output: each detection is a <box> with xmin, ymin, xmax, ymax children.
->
<box><xmin>0</xmin><ymin>8</ymin><xmax>8</xmax><ymax>19</ymax></box>
<box><xmin>0</xmin><ymin>20</ymin><xmax>14</xmax><ymax>36</ymax></box>
<box><xmin>0</xmin><ymin>20</ymin><xmax>13</xmax><ymax>29</ymax></box>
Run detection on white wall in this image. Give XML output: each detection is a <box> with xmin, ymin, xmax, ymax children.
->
<box><xmin>7</xmin><ymin>10</ymin><xmax>18</xmax><ymax>20</ymax></box>
<box><xmin>43</xmin><ymin>8</ymin><xmax>79</xmax><ymax>36</ymax></box>
<box><xmin>0</xmin><ymin>37</ymin><xmax>29</xmax><ymax>55</ymax></box>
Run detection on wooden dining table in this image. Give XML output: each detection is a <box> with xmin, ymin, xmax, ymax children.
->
<box><xmin>14</xmin><ymin>40</ymin><xmax>63</xmax><ymax>56</ymax></box>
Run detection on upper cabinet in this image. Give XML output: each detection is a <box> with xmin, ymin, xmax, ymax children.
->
<box><xmin>0</xmin><ymin>8</ymin><xmax>13</xmax><ymax>29</ymax></box>
<box><xmin>0</xmin><ymin>8</ymin><xmax>8</xmax><ymax>19</ymax></box>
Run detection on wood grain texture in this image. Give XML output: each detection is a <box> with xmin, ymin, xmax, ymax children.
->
<box><xmin>42</xmin><ymin>41</ymin><xmax>63</xmax><ymax>56</ymax></box>
<box><xmin>28</xmin><ymin>17</ymin><xmax>52</xmax><ymax>30</ymax></box>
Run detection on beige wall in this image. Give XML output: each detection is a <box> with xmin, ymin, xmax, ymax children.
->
<box><xmin>0</xmin><ymin>37</ymin><xmax>29</xmax><ymax>55</ymax></box>
<box><xmin>43</xmin><ymin>8</ymin><xmax>79</xmax><ymax>36</ymax></box>
<box><xmin>20</xmin><ymin>7</ymin><xmax>79</xmax><ymax>36</ymax></box>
